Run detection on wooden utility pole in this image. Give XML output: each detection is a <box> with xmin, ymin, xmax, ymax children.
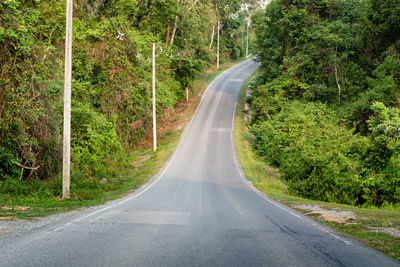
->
<box><xmin>152</xmin><ymin>43</ymin><xmax>157</xmax><ymax>152</ymax></box>
<box><xmin>217</xmin><ymin>21</ymin><xmax>220</xmax><ymax>70</ymax></box>
<box><xmin>62</xmin><ymin>0</ymin><xmax>73</xmax><ymax>199</ymax></box>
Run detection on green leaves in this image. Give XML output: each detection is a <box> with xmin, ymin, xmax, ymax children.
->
<box><xmin>0</xmin><ymin>0</ymin><xmax>252</xmax><ymax>197</ymax></box>
<box><xmin>250</xmin><ymin>0</ymin><xmax>400</xmax><ymax>206</ymax></box>
<box><xmin>0</xmin><ymin>27</ymin><xmax>5</xmax><ymax>42</ymax></box>
<box><xmin>368</xmin><ymin>102</ymin><xmax>400</xmax><ymax>154</ymax></box>
<box><xmin>251</xmin><ymin>101</ymin><xmax>365</xmax><ymax>204</ymax></box>
<box><xmin>249</xmin><ymin>78</ymin><xmax>309</xmax><ymax>123</ymax></box>
<box><xmin>71</xmin><ymin>103</ymin><xmax>122</xmax><ymax>177</ymax></box>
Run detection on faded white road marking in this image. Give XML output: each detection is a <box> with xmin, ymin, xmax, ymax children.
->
<box><xmin>130</xmin><ymin>211</ymin><xmax>190</xmax><ymax>225</ymax></box>
<box><xmin>93</xmin><ymin>210</ymin><xmax>190</xmax><ymax>226</ymax></box>
<box><xmin>210</xmin><ymin>127</ymin><xmax>231</xmax><ymax>133</ymax></box>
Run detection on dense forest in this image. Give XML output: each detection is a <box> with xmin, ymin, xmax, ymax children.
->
<box><xmin>0</xmin><ymin>0</ymin><xmax>256</xmax><ymax>198</ymax></box>
<box><xmin>250</xmin><ymin>0</ymin><xmax>400</xmax><ymax>206</ymax></box>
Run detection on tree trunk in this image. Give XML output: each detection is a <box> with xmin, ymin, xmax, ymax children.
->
<box><xmin>171</xmin><ymin>0</ymin><xmax>199</xmax><ymax>45</ymax></box>
<box><xmin>170</xmin><ymin>0</ymin><xmax>181</xmax><ymax>45</ymax></box>
<box><xmin>334</xmin><ymin>65</ymin><xmax>341</xmax><ymax>102</ymax></box>
<box><xmin>170</xmin><ymin>17</ymin><xmax>179</xmax><ymax>45</ymax></box>
<box><xmin>209</xmin><ymin>25</ymin><xmax>215</xmax><ymax>49</ymax></box>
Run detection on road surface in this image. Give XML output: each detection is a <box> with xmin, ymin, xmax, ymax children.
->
<box><xmin>1</xmin><ymin>59</ymin><xmax>398</xmax><ymax>266</ymax></box>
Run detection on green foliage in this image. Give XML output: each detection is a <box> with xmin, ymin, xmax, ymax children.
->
<box><xmin>250</xmin><ymin>0</ymin><xmax>400</xmax><ymax>206</ymax></box>
<box><xmin>71</xmin><ymin>103</ymin><xmax>121</xmax><ymax>177</ymax></box>
<box><xmin>251</xmin><ymin>101</ymin><xmax>367</xmax><ymax>204</ymax></box>
<box><xmin>365</xmin><ymin>102</ymin><xmax>400</xmax><ymax>171</ymax></box>
<box><xmin>250</xmin><ymin>100</ymin><xmax>400</xmax><ymax>206</ymax></box>
<box><xmin>0</xmin><ymin>0</ymin><xmax>250</xmax><ymax>197</ymax></box>
<box><xmin>364</xmin><ymin>0</ymin><xmax>400</xmax><ymax>61</ymax></box>
<box><xmin>0</xmin><ymin>147</ymin><xmax>19</xmax><ymax>180</ymax></box>
<box><xmin>171</xmin><ymin>58</ymin><xmax>209</xmax><ymax>89</ymax></box>
<box><xmin>248</xmin><ymin>78</ymin><xmax>308</xmax><ymax>122</ymax></box>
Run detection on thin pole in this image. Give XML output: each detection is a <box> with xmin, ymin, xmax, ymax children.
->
<box><xmin>152</xmin><ymin>43</ymin><xmax>157</xmax><ymax>151</ymax></box>
<box><xmin>246</xmin><ymin>21</ymin><xmax>249</xmax><ymax>58</ymax></box>
<box><xmin>62</xmin><ymin>0</ymin><xmax>73</xmax><ymax>199</ymax></box>
<box><xmin>217</xmin><ymin>21</ymin><xmax>220</xmax><ymax>70</ymax></box>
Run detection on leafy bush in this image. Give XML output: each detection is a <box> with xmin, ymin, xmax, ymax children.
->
<box><xmin>248</xmin><ymin>78</ymin><xmax>309</xmax><ymax>123</ymax></box>
<box><xmin>71</xmin><ymin>103</ymin><xmax>121</xmax><ymax>178</ymax></box>
<box><xmin>251</xmin><ymin>101</ymin><xmax>368</xmax><ymax>204</ymax></box>
<box><xmin>250</xmin><ymin>100</ymin><xmax>400</xmax><ymax>205</ymax></box>
<box><xmin>0</xmin><ymin>147</ymin><xmax>19</xmax><ymax>180</ymax></box>
<box><xmin>359</xmin><ymin>102</ymin><xmax>400</xmax><ymax>205</ymax></box>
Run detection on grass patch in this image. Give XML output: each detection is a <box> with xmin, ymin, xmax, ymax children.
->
<box><xmin>234</xmin><ymin>71</ymin><xmax>400</xmax><ymax>262</ymax></box>
<box><xmin>234</xmin><ymin>72</ymin><xmax>287</xmax><ymax>197</ymax></box>
<box><xmin>0</xmin><ymin>59</ymin><xmax>243</xmax><ymax>221</ymax></box>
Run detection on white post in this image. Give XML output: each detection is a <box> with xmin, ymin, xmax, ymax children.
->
<box><xmin>217</xmin><ymin>21</ymin><xmax>220</xmax><ymax>70</ymax></box>
<box><xmin>62</xmin><ymin>0</ymin><xmax>73</xmax><ymax>199</ymax></box>
<box><xmin>246</xmin><ymin>20</ymin><xmax>249</xmax><ymax>58</ymax></box>
<box><xmin>152</xmin><ymin>43</ymin><xmax>157</xmax><ymax>151</ymax></box>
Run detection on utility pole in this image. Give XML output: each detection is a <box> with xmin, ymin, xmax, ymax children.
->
<box><xmin>217</xmin><ymin>21</ymin><xmax>220</xmax><ymax>70</ymax></box>
<box><xmin>62</xmin><ymin>0</ymin><xmax>73</xmax><ymax>199</ymax></box>
<box><xmin>246</xmin><ymin>20</ymin><xmax>249</xmax><ymax>58</ymax></box>
<box><xmin>152</xmin><ymin>43</ymin><xmax>157</xmax><ymax>152</ymax></box>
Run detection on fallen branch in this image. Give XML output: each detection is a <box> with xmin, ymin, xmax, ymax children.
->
<box><xmin>14</xmin><ymin>162</ymin><xmax>40</xmax><ymax>180</ymax></box>
<box><xmin>14</xmin><ymin>162</ymin><xmax>40</xmax><ymax>171</ymax></box>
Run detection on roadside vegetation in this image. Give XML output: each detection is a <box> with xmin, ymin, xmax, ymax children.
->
<box><xmin>250</xmin><ymin>0</ymin><xmax>400</xmax><ymax>207</ymax></box>
<box><xmin>240</xmin><ymin>0</ymin><xmax>400</xmax><ymax>259</ymax></box>
<box><xmin>0</xmin><ymin>59</ymin><xmax>240</xmax><ymax>220</ymax></box>
<box><xmin>236</xmin><ymin>73</ymin><xmax>400</xmax><ymax>261</ymax></box>
<box><xmin>0</xmin><ymin>0</ymin><xmax>258</xmax><ymax>209</ymax></box>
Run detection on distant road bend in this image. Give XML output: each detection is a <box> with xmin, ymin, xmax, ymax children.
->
<box><xmin>1</xmin><ymin>59</ymin><xmax>398</xmax><ymax>266</ymax></box>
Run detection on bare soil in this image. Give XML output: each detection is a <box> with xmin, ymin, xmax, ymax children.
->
<box><xmin>294</xmin><ymin>204</ymin><xmax>356</xmax><ymax>225</ymax></box>
<box><xmin>1</xmin><ymin>206</ymin><xmax>31</xmax><ymax>211</ymax></box>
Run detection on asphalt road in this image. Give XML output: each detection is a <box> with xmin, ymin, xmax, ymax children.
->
<box><xmin>1</xmin><ymin>59</ymin><xmax>398</xmax><ymax>266</ymax></box>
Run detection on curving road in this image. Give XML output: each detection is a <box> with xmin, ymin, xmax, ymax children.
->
<box><xmin>1</xmin><ymin>59</ymin><xmax>399</xmax><ymax>266</ymax></box>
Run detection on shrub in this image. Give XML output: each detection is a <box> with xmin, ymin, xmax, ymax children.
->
<box><xmin>251</xmin><ymin>101</ymin><xmax>367</xmax><ymax>204</ymax></box>
<box><xmin>71</xmin><ymin>103</ymin><xmax>122</xmax><ymax>178</ymax></box>
<box><xmin>251</xmin><ymin>100</ymin><xmax>400</xmax><ymax>205</ymax></box>
<box><xmin>0</xmin><ymin>147</ymin><xmax>20</xmax><ymax>180</ymax></box>
<box><xmin>248</xmin><ymin>78</ymin><xmax>309</xmax><ymax>123</ymax></box>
